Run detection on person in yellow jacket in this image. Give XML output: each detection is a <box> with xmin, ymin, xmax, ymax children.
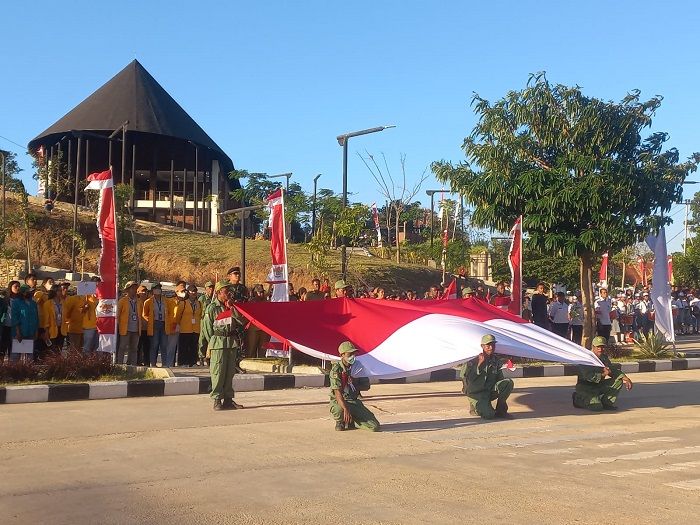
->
<box><xmin>176</xmin><ymin>284</ymin><xmax>203</xmax><ymax>367</ymax></box>
<box><xmin>117</xmin><ymin>281</ymin><xmax>143</xmax><ymax>365</ymax></box>
<box><xmin>34</xmin><ymin>284</ymin><xmax>55</xmax><ymax>358</ymax></box>
<box><xmin>63</xmin><ymin>290</ymin><xmax>88</xmax><ymax>351</ymax></box>
<box><xmin>48</xmin><ymin>285</ymin><xmax>68</xmax><ymax>350</ymax></box>
<box><xmin>142</xmin><ymin>283</ymin><xmax>173</xmax><ymax>367</ymax></box>
<box><xmin>82</xmin><ymin>293</ymin><xmax>98</xmax><ymax>353</ymax></box>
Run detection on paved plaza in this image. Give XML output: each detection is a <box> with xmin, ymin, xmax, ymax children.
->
<box><xmin>2</xmin><ymin>370</ymin><xmax>699</xmax><ymax>524</ymax></box>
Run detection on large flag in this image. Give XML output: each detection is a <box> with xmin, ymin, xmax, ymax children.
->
<box><xmin>646</xmin><ymin>228</ymin><xmax>674</xmax><ymax>342</ymax></box>
<box><xmin>599</xmin><ymin>252</ymin><xmax>608</xmax><ymax>287</ymax></box>
<box><xmin>85</xmin><ymin>169</ymin><xmax>118</xmax><ymax>353</ymax></box>
<box><xmin>224</xmin><ymin>297</ymin><xmax>603</xmax><ymax>379</ymax></box>
<box><xmin>508</xmin><ymin>216</ymin><xmax>522</xmax><ymax>316</ymax></box>
<box><xmin>266</xmin><ymin>188</ymin><xmax>289</xmax><ymax>303</ymax></box>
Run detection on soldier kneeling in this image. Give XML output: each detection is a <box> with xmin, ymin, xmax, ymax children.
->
<box><xmin>573</xmin><ymin>336</ymin><xmax>633</xmax><ymax>411</ymax></box>
<box><xmin>329</xmin><ymin>341</ymin><xmax>380</xmax><ymax>432</ymax></box>
<box><xmin>462</xmin><ymin>334</ymin><xmax>514</xmax><ymax>419</ymax></box>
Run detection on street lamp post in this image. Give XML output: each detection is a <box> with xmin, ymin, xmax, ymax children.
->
<box><xmin>312</xmin><ymin>173</ymin><xmax>321</xmax><ymax>236</ymax></box>
<box><xmin>336</xmin><ymin>125</ymin><xmax>395</xmax><ymax>280</ymax></box>
<box><xmin>270</xmin><ymin>172</ymin><xmax>293</xmax><ymax>194</ymax></box>
<box><xmin>425</xmin><ymin>189</ymin><xmax>443</xmax><ymax>248</ymax></box>
<box><xmin>219</xmin><ymin>204</ymin><xmax>266</xmax><ymax>285</ymax></box>
<box><xmin>0</xmin><ymin>150</ymin><xmax>7</xmax><ymax>234</ymax></box>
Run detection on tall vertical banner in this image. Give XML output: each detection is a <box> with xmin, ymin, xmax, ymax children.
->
<box><xmin>266</xmin><ymin>188</ymin><xmax>289</xmax><ymax>303</ymax></box>
<box><xmin>638</xmin><ymin>256</ymin><xmax>647</xmax><ymax>286</ymax></box>
<box><xmin>646</xmin><ymin>228</ymin><xmax>674</xmax><ymax>343</ymax></box>
<box><xmin>599</xmin><ymin>252</ymin><xmax>608</xmax><ymax>287</ymax></box>
<box><xmin>508</xmin><ymin>216</ymin><xmax>522</xmax><ymax>316</ymax></box>
<box><xmin>85</xmin><ymin>169</ymin><xmax>118</xmax><ymax>353</ymax></box>
<box><xmin>668</xmin><ymin>255</ymin><xmax>674</xmax><ymax>285</ymax></box>
<box><xmin>371</xmin><ymin>202</ymin><xmax>382</xmax><ymax>248</ymax></box>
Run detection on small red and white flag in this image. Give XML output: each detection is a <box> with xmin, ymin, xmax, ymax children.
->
<box><xmin>442</xmin><ymin>279</ymin><xmax>457</xmax><ymax>299</ymax></box>
<box><xmin>507</xmin><ymin>216</ymin><xmax>522</xmax><ymax>316</ymax></box>
<box><xmin>599</xmin><ymin>252</ymin><xmax>609</xmax><ymax>287</ymax></box>
<box><xmin>222</xmin><ymin>297</ymin><xmax>604</xmax><ymax>379</ymax></box>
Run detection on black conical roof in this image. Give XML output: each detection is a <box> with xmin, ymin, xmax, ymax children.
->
<box><xmin>29</xmin><ymin>60</ymin><xmax>231</xmax><ymax>162</ymax></box>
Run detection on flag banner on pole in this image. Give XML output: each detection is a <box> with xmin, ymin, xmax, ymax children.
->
<box><xmin>638</xmin><ymin>256</ymin><xmax>647</xmax><ymax>286</ymax></box>
<box><xmin>442</xmin><ymin>279</ymin><xmax>457</xmax><ymax>299</ymax></box>
<box><xmin>217</xmin><ymin>297</ymin><xmax>603</xmax><ymax>379</ymax></box>
<box><xmin>371</xmin><ymin>202</ymin><xmax>382</xmax><ymax>248</ymax></box>
<box><xmin>265</xmin><ymin>188</ymin><xmax>289</xmax><ymax>356</ymax></box>
<box><xmin>646</xmin><ymin>228</ymin><xmax>675</xmax><ymax>342</ymax></box>
<box><xmin>599</xmin><ymin>252</ymin><xmax>608</xmax><ymax>287</ymax></box>
<box><xmin>85</xmin><ymin>169</ymin><xmax>118</xmax><ymax>353</ymax></box>
<box><xmin>668</xmin><ymin>255</ymin><xmax>674</xmax><ymax>285</ymax></box>
<box><xmin>507</xmin><ymin>216</ymin><xmax>522</xmax><ymax>316</ymax></box>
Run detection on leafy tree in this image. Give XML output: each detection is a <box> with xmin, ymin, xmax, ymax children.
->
<box><xmin>433</xmin><ymin>73</ymin><xmax>700</xmax><ymax>347</ymax></box>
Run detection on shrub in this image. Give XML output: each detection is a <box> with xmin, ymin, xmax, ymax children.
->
<box><xmin>605</xmin><ymin>343</ymin><xmax>633</xmax><ymax>359</ymax></box>
<box><xmin>0</xmin><ymin>359</ymin><xmax>40</xmax><ymax>382</ymax></box>
<box><xmin>41</xmin><ymin>350</ymin><xmax>115</xmax><ymax>381</ymax></box>
<box><xmin>633</xmin><ymin>332</ymin><xmax>676</xmax><ymax>359</ymax></box>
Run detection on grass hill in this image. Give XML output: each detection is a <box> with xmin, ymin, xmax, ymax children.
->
<box><xmin>2</xmin><ymin>193</ymin><xmax>447</xmax><ymax>294</ymax></box>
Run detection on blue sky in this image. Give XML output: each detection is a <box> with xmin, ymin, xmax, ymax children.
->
<box><xmin>2</xmin><ymin>0</ymin><xmax>699</xmax><ymax>251</ymax></box>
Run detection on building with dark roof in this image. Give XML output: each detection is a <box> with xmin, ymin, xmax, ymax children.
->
<box><xmin>28</xmin><ymin>60</ymin><xmax>239</xmax><ymax>233</ymax></box>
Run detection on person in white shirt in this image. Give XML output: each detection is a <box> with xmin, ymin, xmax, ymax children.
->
<box><xmin>594</xmin><ymin>287</ymin><xmax>613</xmax><ymax>343</ymax></box>
<box><xmin>548</xmin><ymin>291</ymin><xmax>570</xmax><ymax>339</ymax></box>
<box><xmin>689</xmin><ymin>293</ymin><xmax>700</xmax><ymax>334</ymax></box>
<box><xmin>635</xmin><ymin>292</ymin><xmax>653</xmax><ymax>336</ymax></box>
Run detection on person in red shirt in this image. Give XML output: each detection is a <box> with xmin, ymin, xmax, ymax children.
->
<box><xmin>490</xmin><ymin>282</ymin><xmax>511</xmax><ymax>310</ymax></box>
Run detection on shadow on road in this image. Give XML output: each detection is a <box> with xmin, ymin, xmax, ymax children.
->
<box><xmin>380</xmin><ymin>417</ymin><xmax>481</xmax><ymax>433</ymax></box>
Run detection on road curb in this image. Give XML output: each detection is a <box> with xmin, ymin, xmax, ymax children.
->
<box><xmin>1</xmin><ymin>357</ymin><xmax>699</xmax><ymax>404</ymax></box>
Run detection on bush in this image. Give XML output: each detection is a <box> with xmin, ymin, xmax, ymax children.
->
<box><xmin>0</xmin><ymin>359</ymin><xmax>40</xmax><ymax>382</ymax></box>
<box><xmin>41</xmin><ymin>350</ymin><xmax>115</xmax><ymax>381</ymax></box>
<box><xmin>633</xmin><ymin>332</ymin><xmax>676</xmax><ymax>359</ymax></box>
<box><xmin>605</xmin><ymin>343</ymin><xmax>633</xmax><ymax>359</ymax></box>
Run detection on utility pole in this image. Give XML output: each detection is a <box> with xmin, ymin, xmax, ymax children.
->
<box><xmin>684</xmin><ymin>199</ymin><xmax>691</xmax><ymax>255</ymax></box>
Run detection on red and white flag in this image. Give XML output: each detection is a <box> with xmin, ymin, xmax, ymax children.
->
<box><xmin>225</xmin><ymin>297</ymin><xmax>603</xmax><ymax>379</ymax></box>
<box><xmin>442</xmin><ymin>279</ymin><xmax>457</xmax><ymax>299</ymax></box>
<box><xmin>265</xmin><ymin>188</ymin><xmax>289</xmax><ymax>357</ymax></box>
<box><xmin>599</xmin><ymin>252</ymin><xmax>609</xmax><ymax>286</ymax></box>
<box><xmin>668</xmin><ymin>255</ymin><xmax>673</xmax><ymax>285</ymax></box>
<box><xmin>638</xmin><ymin>256</ymin><xmax>647</xmax><ymax>286</ymax></box>
<box><xmin>85</xmin><ymin>169</ymin><xmax>118</xmax><ymax>353</ymax></box>
<box><xmin>507</xmin><ymin>216</ymin><xmax>522</xmax><ymax>316</ymax></box>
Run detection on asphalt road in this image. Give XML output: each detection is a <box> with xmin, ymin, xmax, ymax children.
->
<box><xmin>2</xmin><ymin>370</ymin><xmax>700</xmax><ymax>525</ymax></box>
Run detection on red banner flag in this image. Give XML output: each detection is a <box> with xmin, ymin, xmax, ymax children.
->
<box><xmin>266</xmin><ymin>188</ymin><xmax>288</xmax><ymax>302</ymax></box>
<box><xmin>599</xmin><ymin>252</ymin><xmax>608</xmax><ymax>285</ymax></box>
<box><xmin>508</xmin><ymin>216</ymin><xmax>522</xmax><ymax>316</ymax></box>
<box><xmin>668</xmin><ymin>255</ymin><xmax>674</xmax><ymax>285</ymax></box>
<box><xmin>371</xmin><ymin>202</ymin><xmax>382</xmax><ymax>248</ymax></box>
<box><xmin>638</xmin><ymin>256</ymin><xmax>647</xmax><ymax>286</ymax></box>
<box><xmin>85</xmin><ymin>169</ymin><xmax>118</xmax><ymax>353</ymax></box>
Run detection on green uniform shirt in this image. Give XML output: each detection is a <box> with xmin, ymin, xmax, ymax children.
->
<box><xmin>199</xmin><ymin>298</ymin><xmax>245</xmax><ymax>353</ymax></box>
<box><xmin>229</xmin><ymin>283</ymin><xmax>249</xmax><ymax>302</ymax></box>
<box><xmin>329</xmin><ymin>361</ymin><xmax>359</xmax><ymax>401</ymax></box>
<box><xmin>198</xmin><ymin>293</ymin><xmax>214</xmax><ymax>311</ymax></box>
<box><xmin>463</xmin><ymin>354</ymin><xmax>505</xmax><ymax>397</ymax></box>
<box><xmin>576</xmin><ymin>354</ymin><xmax>625</xmax><ymax>388</ymax></box>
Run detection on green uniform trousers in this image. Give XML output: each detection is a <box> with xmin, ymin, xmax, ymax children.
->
<box><xmin>210</xmin><ymin>348</ymin><xmax>236</xmax><ymax>400</ymax></box>
<box><xmin>467</xmin><ymin>378</ymin><xmax>514</xmax><ymax>419</ymax></box>
<box><xmin>330</xmin><ymin>398</ymin><xmax>381</xmax><ymax>431</ymax></box>
<box><xmin>574</xmin><ymin>375</ymin><xmax>624</xmax><ymax>411</ymax></box>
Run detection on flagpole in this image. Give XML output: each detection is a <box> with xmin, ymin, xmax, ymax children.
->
<box><xmin>281</xmin><ymin>189</ymin><xmax>292</xmax><ymax>367</ymax></box>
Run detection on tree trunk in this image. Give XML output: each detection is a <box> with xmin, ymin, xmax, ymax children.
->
<box><xmin>395</xmin><ymin>211</ymin><xmax>400</xmax><ymax>263</ymax></box>
<box><xmin>580</xmin><ymin>253</ymin><xmax>596</xmax><ymax>349</ymax></box>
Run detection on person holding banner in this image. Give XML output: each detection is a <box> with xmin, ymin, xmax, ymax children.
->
<box><xmin>329</xmin><ymin>341</ymin><xmax>380</xmax><ymax>432</ymax></box>
<box><xmin>199</xmin><ymin>281</ymin><xmax>246</xmax><ymax>410</ymax></box>
<box><xmin>462</xmin><ymin>334</ymin><xmax>514</xmax><ymax>419</ymax></box>
<box><xmin>573</xmin><ymin>336</ymin><xmax>633</xmax><ymax>411</ymax></box>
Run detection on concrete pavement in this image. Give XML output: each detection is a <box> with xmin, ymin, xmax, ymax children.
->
<box><xmin>1</xmin><ymin>370</ymin><xmax>699</xmax><ymax>524</ymax></box>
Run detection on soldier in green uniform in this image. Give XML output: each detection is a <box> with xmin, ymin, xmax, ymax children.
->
<box><xmin>226</xmin><ymin>267</ymin><xmax>249</xmax><ymax>302</ymax></box>
<box><xmin>461</xmin><ymin>334</ymin><xmax>514</xmax><ymax>419</ymax></box>
<box><xmin>573</xmin><ymin>335</ymin><xmax>633</xmax><ymax>411</ymax></box>
<box><xmin>329</xmin><ymin>341</ymin><xmax>381</xmax><ymax>432</ymax></box>
<box><xmin>199</xmin><ymin>281</ymin><xmax>246</xmax><ymax>410</ymax></box>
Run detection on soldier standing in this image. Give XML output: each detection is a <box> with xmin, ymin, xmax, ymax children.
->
<box><xmin>573</xmin><ymin>336</ymin><xmax>633</xmax><ymax>411</ymax></box>
<box><xmin>199</xmin><ymin>281</ymin><xmax>246</xmax><ymax>410</ymax></box>
<box><xmin>329</xmin><ymin>341</ymin><xmax>380</xmax><ymax>431</ymax></box>
<box><xmin>462</xmin><ymin>334</ymin><xmax>514</xmax><ymax>419</ymax></box>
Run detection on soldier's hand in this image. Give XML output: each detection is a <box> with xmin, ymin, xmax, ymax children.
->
<box><xmin>477</xmin><ymin>353</ymin><xmax>485</xmax><ymax>366</ymax></box>
<box><xmin>343</xmin><ymin>408</ymin><xmax>352</xmax><ymax>425</ymax></box>
<box><xmin>623</xmin><ymin>377</ymin><xmax>633</xmax><ymax>391</ymax></box>
<box><xmin>602</xmin><ymin>367</ymin><xmax>611</xmax><ymax>378</ymax></box>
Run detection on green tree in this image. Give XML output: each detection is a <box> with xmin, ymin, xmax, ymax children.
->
<box><xmin>433</xmin><ymin>73</ymin><xmax>700</xmax><ymax>347</ymax></box>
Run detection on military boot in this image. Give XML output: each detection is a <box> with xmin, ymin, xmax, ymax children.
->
<box><xmin>495</xmin><ymin>400</ymin><xmax>512</xmax><ymax>418</ymax></box>
<box><xmin>335</xmin><ymin>421</ymin><xmax>345</xmax><ymax>431</ymax></box>
<box><xmin>213</xmin><ymin>398</ymin><xmax>223</xmax><ymax>411</ymax></box>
